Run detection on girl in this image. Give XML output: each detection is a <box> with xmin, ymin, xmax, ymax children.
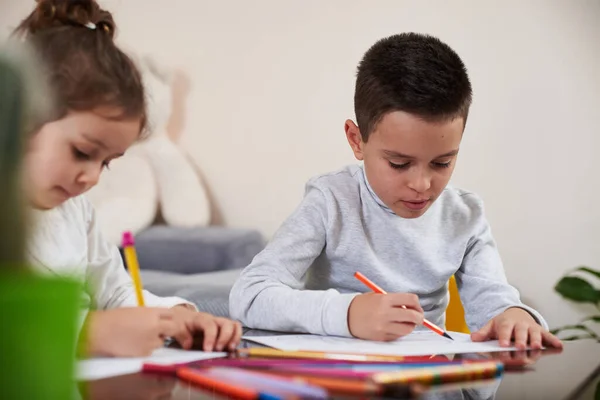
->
<box><xmin>15</xmin><ymin>0</ymin><xmax>241</xmax><ymax>357</ymax></box>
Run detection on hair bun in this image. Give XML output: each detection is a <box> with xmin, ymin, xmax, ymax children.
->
<box><xmin>17</xmin><ymin>0</ymin><xmax>116</xmax><ymax>39</ymax></box>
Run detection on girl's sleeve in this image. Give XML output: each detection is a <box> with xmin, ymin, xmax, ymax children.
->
<box><xmin>80</xmin><ymin>196</ymin><xmax>196</xmax><ymax>310</ymax></box>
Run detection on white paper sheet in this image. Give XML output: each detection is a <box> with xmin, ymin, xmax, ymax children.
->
<box><xmin>77</xmin><ymin>348</ymin><xmax>226</xmax><ymax>381</ymax></box>
<box><xmin>243</xmin><ymin>330</ymin><xmax>521</xmax><ymax>356</ymax></box>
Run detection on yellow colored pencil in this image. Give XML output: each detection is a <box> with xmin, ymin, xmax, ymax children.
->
<box><xmin>236</xmin><ymin>347</ymin><xmax>407</xmax><ymax>362</ymax></box>
<box><xmin>122</xmin><ymin>231</ymin><xmax>145</xmax><ymax>306</ymax></box>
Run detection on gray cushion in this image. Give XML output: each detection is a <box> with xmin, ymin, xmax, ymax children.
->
<box><xmin>141</xmin><ymin>269</ymin><xmax>242</xmax><ymax>317</ymax></box>
<box><xmin>134</xmin><ymin>226</ymin><xmax>264</xmax><ymax>274</ymax></box>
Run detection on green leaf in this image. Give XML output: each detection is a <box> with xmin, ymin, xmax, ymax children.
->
<box><xmin>574</xmin><ymin>266</ymin><xmax>600</xmax><ymax>280</ymax></box>
<box><xmin>555</xmin><ymin>276</ymin><xmax>600</xmax><ymax>303</ymax></box>
<box><xmin>561</xmin><ymin>334</ymin><xmax>595</xmax><ymax>341</ymax></box>
<box><xmin>555</xmin><ymin>324</ymin><xmax>588</xmax><ymax>331</ymax></box>
<box><xmin>552</xmin><ymin>324</ymin><xmax>600</xmax><ymax>340</ymax></box>
<box><xmin>594</xmin><ymin>380</ymin><xmax>599</xmax><ymax>400</ymax></box>
<box><xmin>582</xmin><ymin>315</ymin><xmax>600</xmax><ymax>324</ymax></box>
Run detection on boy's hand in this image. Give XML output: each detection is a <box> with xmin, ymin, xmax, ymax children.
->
<box><xmin>471</xmin><ymin>307</ymin><xmax>563</xmax><ymax>350</ymax></box>
<box><xmin>170</xmin><ymin>306</ymin><xmax>243</xmax><ymax>352</ymax></box>
<box><xmin>86</xmin><ymin>308</ymin><xmax>180</xmax><ymax>357</ymax></box>
<box><xmin>348</xmin><ymin>293</ymin><xmax>424</xmax><ymax>341</ymax></box>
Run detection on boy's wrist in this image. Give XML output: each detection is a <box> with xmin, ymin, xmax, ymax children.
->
<box><xmin>504</xmin><ymin>306</ymin><xmax>546</xmax><ymax>329</ymax></box>
<box><xmin>504</xmin><ymin>306</ymin><xmax>536</xmax><ymax>323</ymax></box>
<box><xmin>323</xmin><ymin>292</ymin><xmax>359</xmax><ymax>337</ymax></box>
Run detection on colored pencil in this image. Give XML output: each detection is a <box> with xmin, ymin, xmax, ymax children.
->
<box><xmin>177</xmin><ymin>367</ymin><xmax>284</xmax><ymax>400</ymax></box>
<box><xmin>267</xmin><ymin>366</ymin><xmax>402</xmax><ymax>380</ymax></box>
<box><xmin>257</xmin><ymin>361</ymin><xmax>463</xmax><ymax>379</ymax></box>
<box><xmin>194</xmin><ymin>357</ymin><xmax>453</xmax><ymax>367</ymax></box>
<box><xmin>370</xmin><ymin>360</ymin><xmax>503</xmax><ymax>385</ymax></box>
<box><xmin>142</xmin><ymin>363</ymin><xmax>178</xmax><ymax>375</ymax></box>
<box><xmin>268</xmin><ymin>372</ymin><xmax>385</xmax><ymax>395</ymax></box>
<box><xmin>205</xmin><ymin>367</ymin><xmax>328</xmax><ymax>399</ymax></box>
<box><xmin>415</xmin><ymin>377</ymin><xmax>501</xmax><ymax>395</ymax></box>
<box><xmin>354</xmin><ymin>271</ymin><xmax>454</xmax><ymax>340</ymax></box>
<box><xmin>122</xmin><ymin>231</ymin><xmax>145</xmax><ymax>306</ymax></box>
<box><xmin>237</xmin><ymin>347</ymin><xmax>425</xmax><ymax>362</ymax></box>
<box><xmin>263</xmin><ymin>358</ymin><xmax>500</xmax><ymax>379</ymax></box>
<box><xmin>142</xmin><ymin>357</ymin><xmax>455</xmax><ymax>375</ymax></box>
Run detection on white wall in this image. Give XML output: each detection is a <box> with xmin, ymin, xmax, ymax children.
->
<box><xmin>2</xmin><ymin>1</ymin><xmax>599</xmax><ymax>329</ymax></box>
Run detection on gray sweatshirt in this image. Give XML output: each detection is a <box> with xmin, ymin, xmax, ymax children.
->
<box><xmin>230</xmin><ymin>165</ymin><xmax>547</xmax><ymax>336</ymax></box>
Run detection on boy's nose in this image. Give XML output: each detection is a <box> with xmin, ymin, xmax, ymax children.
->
<box><xmin>407</xmin><ymin>170</ymin><xmax>432</xmax><ymax>193</ymax></box>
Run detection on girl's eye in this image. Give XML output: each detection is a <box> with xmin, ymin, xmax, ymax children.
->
<box><xmin>389</xmin><ymin>161</ymin><xmax>410</xmax><ymax>170</ymax></box>
<box><xmin>102</xmin><ymin>161</ymin><xmax>111</xmax><ymax>170</ymax></box>
<box><xmin>73</xmin><ymin>147</ymin><xmax>90</xmax><ymax>161</ymax></box>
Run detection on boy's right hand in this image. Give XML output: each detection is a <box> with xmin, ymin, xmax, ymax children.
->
<box><xmin>347</xmin><ymin>293</ymin><xmax>424</xmax><ymax>341</ymax></box>
<box><xmin>85</xmin><ymin>308</ymin><xmax>180</xmax><ymax>357</ymax></box>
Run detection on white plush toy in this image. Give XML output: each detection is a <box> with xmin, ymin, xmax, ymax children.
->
<box><xmin>86</xmin><ymin>57</ymin><xmax>211</xmax><ymax>245</ymax></box>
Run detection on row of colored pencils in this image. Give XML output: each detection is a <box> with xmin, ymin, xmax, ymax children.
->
<box><xmin>143</xmin><ymin>347</ymin><xmax>503</xmax><ymax>399</ymax></box>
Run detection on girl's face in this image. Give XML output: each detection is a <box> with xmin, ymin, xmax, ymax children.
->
<box><xmin>24</xmin><ymin>108</ymin><xmax>141</xmax><ymax>210</ymax></box>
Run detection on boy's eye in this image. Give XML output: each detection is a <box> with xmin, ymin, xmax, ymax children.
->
<box><xmin>72</xmin><ymin>147</ymin><xmax>90</xmax><ymax>161</ymax></box>
<box><xmin>432</xmin><ymin>161</ymin><xmax>452</xmax><ymax>169</ymax></box>
<box><xmin>102</xmin><ymin>160</ymin><xmax>111</xmax><ymax>170</ymax></box>
<box><xmin>389</xmin><ymin>161</ymin><xmax>410</xmax><ymax>170</ymax></box>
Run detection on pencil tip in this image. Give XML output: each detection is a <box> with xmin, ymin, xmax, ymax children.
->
<box><xmin>443</xmin><ymin>332</ymin><xmax>454</xmax><ymax>340</ymax></box>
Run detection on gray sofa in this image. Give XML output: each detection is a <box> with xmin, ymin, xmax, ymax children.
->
<box><xmin>124</xmin><ymin>225</ymin><xmax>265</xmax><ymax>317</ymax></box>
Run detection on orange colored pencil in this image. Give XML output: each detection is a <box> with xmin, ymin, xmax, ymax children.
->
<box><xmin>354</xmin><ymin>271</ymin><xmax>454</xmax><ymax>340</ymax></box>
<box><xmin>269</xmin><ymin>371</ymin><xmax>384</xmax><ymax>395</ymax></box>
<box><xmin>177</xmin><ymin>367</ymin><xmax>259</xmax><ymax>400</ymax></box>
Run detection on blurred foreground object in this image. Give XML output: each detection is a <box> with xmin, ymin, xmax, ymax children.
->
<box><xmin>0</xmin><ymin>42</ymin><xmax>80</xmax><ymax>400</ymax></box>
<box><xmin>0</xmin><ymin>44</ymin><xmax>29</xmax><ymax>267</ymax></box>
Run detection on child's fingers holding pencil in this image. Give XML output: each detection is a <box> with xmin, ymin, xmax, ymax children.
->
<box><xmin>231</xmin><ymin>320</ymin><xmax>243</xmax><ymax>351</ymax></box>
<box><xmin>213</xmin><ymin>317</ymin><xmax>235</xmax><ymax>351</ymax></box>
<box><xmin>187</xmin><ymin>312</ymin><xmax>219</xmax><ymax>351</ymax></box>
<box><xmin>169</xmin><ymin>306</ymin><xmax>201</xmax><ymax>349</ymax></box>
<box><xmin>382</xmin><ymin>308</ymin><xmax>423</xmax><ymax>340</ymax></box>
<box><xmin>386</xmin><ymin>293</ymin><xmax>424</xmax><ymax>313</ymax></box>
<box><xmin>354</xmin><ymin>271</ymin><xmax>453</xmax><ymax>340</ymax></box>
<box><xmin>157</xmin><ymin>313</ymin><xmax>188</xmax><ymax>345</ymax></box>
<box><xmin>168</xmin><ymin>309</ymin><xmax>243</xmax><ymax>352</ymax></box>
<box><xmin>212</xmin><ymin>317</ymin><xmax>243</xmax><ymax>352</ymax></box>
<box><xmin>388</xmin><ymin>307</ymin><xmax>424</xmax><ymax>326</ymax></box>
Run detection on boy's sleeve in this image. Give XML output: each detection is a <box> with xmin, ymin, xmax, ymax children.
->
<box><xmin>81</xmin><ymin>197</ymin><xmax>196</xmax><ymax>311</ymax></box>
<box><xmin>456</xmin><ymin>196</ymin><xmax>548</xmax><ymax>331</ymax></box>
<box><xmin>229</xmin><ymin>185</ymin><xmax>358</xmax><ymax>337</ymax></box>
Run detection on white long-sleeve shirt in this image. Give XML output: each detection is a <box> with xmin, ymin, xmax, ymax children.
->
<box><xmin>230</xmin><ymin>165</ymin><xmax>547</xmax><ymax>336</ymax></box>
<box><xmin>27</xmin><ymin>195</ymin><xmax>192</xmax><ymax>322</ymax></box>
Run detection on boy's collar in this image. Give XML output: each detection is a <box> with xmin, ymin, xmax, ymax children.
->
<box><xmin>360</xmin><ymin>165</ymin><xmax>395</xmax><ymax>215</ymax></box>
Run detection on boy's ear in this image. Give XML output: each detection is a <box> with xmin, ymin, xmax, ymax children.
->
<box><xmin>344</xmin><ymin>119</ymin><xmax>364</xmax><ymax>161</ymax></box>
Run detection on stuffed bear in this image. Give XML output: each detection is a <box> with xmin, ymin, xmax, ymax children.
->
<box><xmin>86</xmin><ymin>57</ymin><xmax>211</xmax><ymax>245</ymax></box>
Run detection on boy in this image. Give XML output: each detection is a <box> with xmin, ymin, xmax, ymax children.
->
<box><xmin>230</xmin><ymin>33</ymin><xmax>562</xmax><ymax>350</ymax></box>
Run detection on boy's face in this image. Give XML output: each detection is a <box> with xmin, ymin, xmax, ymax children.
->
<box><xmin>345</xmin><ymin>111</ymin><xmax>464</xmax><ymax>218</ymax></box>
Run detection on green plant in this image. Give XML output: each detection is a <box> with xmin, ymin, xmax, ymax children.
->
<box><xmin>550</xmin><ymin>266</ymin><xmax>600</xmax><ymax>342</ymax></box>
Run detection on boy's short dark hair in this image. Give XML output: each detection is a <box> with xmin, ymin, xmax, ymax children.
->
<box><xmin>355</xmin><ymin>32</ymin><xmax>472</xmax><ymax>141</ymax></box>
